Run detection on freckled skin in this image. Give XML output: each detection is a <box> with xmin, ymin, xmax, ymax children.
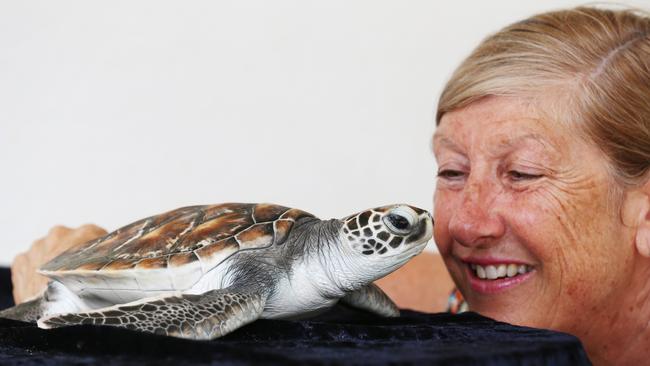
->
<box><xmin>433</xmin><ymin>97</ymin><xmax>643</xmax><ymax>364</ymax></box>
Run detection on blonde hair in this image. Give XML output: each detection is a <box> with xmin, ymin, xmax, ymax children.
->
<box><xmin>437</xmin><ymin>6</ymin><xmax>650</xmax><ymax>184</ymax></box>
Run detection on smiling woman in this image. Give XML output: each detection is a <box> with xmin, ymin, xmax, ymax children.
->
<box><xmin>433</xmin><ymin>6</ymin><xmax>650</xmax><ymax>366</ymax></box>
<box><xmin>4</xmin><ymin>3</ymin><xmax>649</xmax><ymax>364</ymax></box>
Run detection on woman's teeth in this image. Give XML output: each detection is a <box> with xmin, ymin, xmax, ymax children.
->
<box><xmin>470</xmin><ymin>263</ymin><xmax>531</xmax><ymax>280</ymax></box>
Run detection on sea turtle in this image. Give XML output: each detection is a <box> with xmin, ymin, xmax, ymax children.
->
<box><xmin>0</xmin><ymin>203</ymin><xmax>433</xmax><ymax>340</ymax></box>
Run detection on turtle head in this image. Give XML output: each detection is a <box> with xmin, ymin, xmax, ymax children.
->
<box><xmin>340</xmin><ymin>204</ymin><xmax>433</xmax><ymax>280</ymax></box>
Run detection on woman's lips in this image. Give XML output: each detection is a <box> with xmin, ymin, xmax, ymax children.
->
<box><xmin>463</xmin><ymin>260</ymin><xmax>535</xmax><ymax>295</ymax></box>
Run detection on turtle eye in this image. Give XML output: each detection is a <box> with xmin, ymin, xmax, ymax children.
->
<box><xmin>383</xmin><ymin>207</ymin><xmax>415</xmax><ymax>236</ymax></box>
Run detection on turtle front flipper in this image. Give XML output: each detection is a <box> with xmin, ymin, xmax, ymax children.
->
<box><xmin>341</xmin><ymin>283</ymin><xmax>400</xmax><ymax>317</ymax></box>
<box><xmin>37</xmin><ymin>288</ymin><xmax>267</xmax><ymax>340</ymax></box>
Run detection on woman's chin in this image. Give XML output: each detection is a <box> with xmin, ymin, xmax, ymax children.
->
<box><xmin>469</xmin><ymin>303</ymin><xmax>537</xmax><ymax>327</ymax></box>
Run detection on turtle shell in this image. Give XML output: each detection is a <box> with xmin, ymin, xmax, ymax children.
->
<box><xmin>39</xmin><ymin>203</ymin><xmax>315</xmax><ymax>293</ymax></box>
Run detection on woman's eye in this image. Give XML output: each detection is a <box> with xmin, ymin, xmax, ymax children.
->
<box><xmin>508</xmin><ymin>171</ymin><xmax>543</xmax><ymax>181</ymax></box>
<box><xmin>437</xmin><ymin>170</ymin><xmax>466</xmax><ymax>179</ymax></box>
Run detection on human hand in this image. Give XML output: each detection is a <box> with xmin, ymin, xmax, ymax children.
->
<box><xmin>11</xmin><ymin>224</ymin><xmax>107</xmax><ymax>304</ymax></box>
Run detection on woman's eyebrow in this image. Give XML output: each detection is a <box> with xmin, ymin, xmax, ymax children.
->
<box><xmin>494</xmin><ymin>133</ymin><xmax>557</xmax><ymax>152</ymax></box>
<box><xmin>487</xmin><ymin>133</ymin><xmax>564</xmax><ymax>164</ymax></box>
<box><xmin>431</xmin><ymin>135</ymin><xmax>462</xmax><ymax>151</ymax></box>
<box><xmin>432</xmin><ymin>132</ymin><xmax>561</xmax><ymax>157</ymax></box>
<box><xmin>431</xmin><ymin>137</ymin><xmax>467</xmax><ymax>157</ymax></box>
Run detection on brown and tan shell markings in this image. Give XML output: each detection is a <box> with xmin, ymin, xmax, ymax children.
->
<box><xmin>40</xmin><ymin>203</ymin><xmax>315</xmax><ymax>275</ymax></box>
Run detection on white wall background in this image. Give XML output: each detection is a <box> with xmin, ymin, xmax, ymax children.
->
<box><xmin>0</xmin><ymin>0</ymin><xmax>645</xmax><ymax>265</ymax></box>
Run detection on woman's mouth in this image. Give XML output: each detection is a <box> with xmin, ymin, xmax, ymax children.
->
<box><xmin>464</xmin><ymin>261</ymin><xmax>535</xmax><ymax>294</ymax></box>
<box><xmin>470</xmin><ymin>263</ymin><xmax>532</xmax><ymax>280</ymax></box>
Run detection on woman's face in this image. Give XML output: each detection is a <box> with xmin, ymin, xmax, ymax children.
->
<box><xmin>433</xmin><ymin>96</ymin><xmax>636</xmax><ymax>333</ymax></box>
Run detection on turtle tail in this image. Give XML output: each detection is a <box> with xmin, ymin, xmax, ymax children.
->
<box><xmin>0</xmin><ymin>297</ymin><xmax>44</xmax><ymax>323</ymax></box>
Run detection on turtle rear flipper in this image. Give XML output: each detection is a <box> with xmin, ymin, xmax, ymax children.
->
<box><xmin>37</xmin><ymin>287</ymin><xmax>267</xmax><ymax>340</ymax></box>
<box><xmin>341</xmin><ymin>283</ymin><xmax>399</xmax><ymax>317</ymax></box>
<box><xmin>0</xmin><ymin>297</ymin><xmax>44</xmax><ymax>323</ymax></box>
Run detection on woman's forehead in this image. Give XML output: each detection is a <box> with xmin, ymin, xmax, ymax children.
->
<box><xmin>433</xmin><ymin>97</ymin><xmax>567</xmax><ymax>155</ymax></box>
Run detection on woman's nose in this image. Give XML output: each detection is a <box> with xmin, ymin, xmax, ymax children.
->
<box><xmin>448</xmin><ymin>183</ymin><xmax>506</xmax><ymax>248</ymax></box>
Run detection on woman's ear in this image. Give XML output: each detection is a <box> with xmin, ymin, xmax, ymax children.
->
<box><xmin>635</xmin><ymin>179</ymin><xmax>650</xmax><ymax>258</ymax></box>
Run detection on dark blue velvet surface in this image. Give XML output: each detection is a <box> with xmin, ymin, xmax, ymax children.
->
<box><xmin>0</xmin><ymin>268</ymin><xmax>590</xmax><ymax>365</ymax></box>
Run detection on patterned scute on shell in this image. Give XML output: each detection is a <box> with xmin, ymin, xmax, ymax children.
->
<box><xmin>39</xmin><ymin>203</ymin><xmax>315</xmax><ymax>275</ymax></box>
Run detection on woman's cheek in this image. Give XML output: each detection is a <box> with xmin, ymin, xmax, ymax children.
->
<box><xmin>506</xmin><ymin>187</ymin><xmax>578</xmax><ymax>258</ymax></box>
<box><xmin>433</xmin><ymin>188</ymin><xmax>457</xmax><ymax>254</ymax></box>
<box><xmin>507</xmin><ymin>196</ymin><xmax>550</xmax><ymax>248</ymax></box>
